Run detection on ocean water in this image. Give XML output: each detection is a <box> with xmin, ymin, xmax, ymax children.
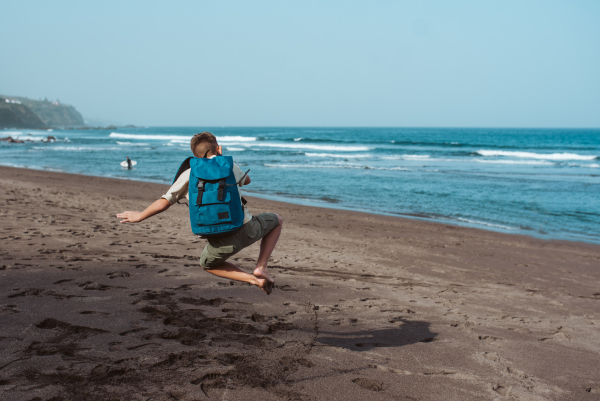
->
<box><xmin>2</xmin><ymin>127</ymin><xmax>599</xmax><ymax>244</ymax></box>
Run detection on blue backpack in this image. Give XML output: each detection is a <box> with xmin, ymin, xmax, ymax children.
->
<box><xmin>173</xmin><ymin>155</ymin><xmax>248</xmax><ymax>237</ymax></box>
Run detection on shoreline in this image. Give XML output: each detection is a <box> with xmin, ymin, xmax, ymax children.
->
<box><xmin>2</xmin><ymin>164</ymin><xmax>598</xmax><ymax>246</ymax></box>
<box><xmin>1</xmin><ymin>165</ymin><xmax>600</xmax><ymax>399</ymax></box>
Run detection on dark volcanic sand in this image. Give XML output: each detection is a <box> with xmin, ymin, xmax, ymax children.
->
<box><xmin>1</xmin><ymin>166</ymin><xmax>599</xmax><ymax>401</ymax></box>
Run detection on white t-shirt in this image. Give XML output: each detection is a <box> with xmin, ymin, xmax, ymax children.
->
<box><xmin>162</xmin><ymin>158</ymin><xmax>252</xmax><ymax>224</ymax></box>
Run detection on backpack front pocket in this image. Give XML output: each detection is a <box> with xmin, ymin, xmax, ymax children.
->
<box><xmin>195</xmin><ymin>203</ymin><xmax>233</xmax><ymax>226</ymax></box>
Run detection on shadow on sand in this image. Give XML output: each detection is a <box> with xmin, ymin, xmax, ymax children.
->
<box><xmin>316</xmin><ymin>318</ymin><xmax>436</xmax><ymax>351</ymax></box>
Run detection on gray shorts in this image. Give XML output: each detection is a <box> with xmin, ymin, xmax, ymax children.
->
<box><xmin>199</xmin><ymin>213</ymin><xmax>280</xmax><ymax>269</ymax></box>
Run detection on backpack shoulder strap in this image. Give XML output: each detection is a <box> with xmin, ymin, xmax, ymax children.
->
<box><xmin>172</xmin><ymin>156</ymin><xmax>193</xmax><ymax>184</ymax></box>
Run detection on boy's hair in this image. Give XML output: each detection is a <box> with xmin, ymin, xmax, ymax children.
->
<box><xmin>190</xmin><ymin>132</ymin><xmax>218</xmax><ymax>158</ymax></box>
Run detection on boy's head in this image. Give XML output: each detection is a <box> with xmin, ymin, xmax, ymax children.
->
<box><xmin>191</xmin><ymin>132</ymin><xmax>219</xmax><ymax>158</ymax></box>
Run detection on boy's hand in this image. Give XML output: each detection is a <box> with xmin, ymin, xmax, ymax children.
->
<box><xmin>117</xmin><ymin>211</ymin><xmax>143</xmax><ymax>223</ymax></box>
<box><xmin>116</xmin><ymin>199</ymin><xmax>171</xmax><ymax>224</ymax></box>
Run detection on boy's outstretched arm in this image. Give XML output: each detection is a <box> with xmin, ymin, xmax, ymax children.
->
<box><xmin>117</xmin><ymin>198</ymin><xmax>171</xmax><ymax>223</ymax></box>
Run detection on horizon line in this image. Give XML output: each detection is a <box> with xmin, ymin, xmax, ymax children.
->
<box><xmin>85</xmin><ymin>125</ymin><xmax>600</xmax><ymax>130</ymax></box>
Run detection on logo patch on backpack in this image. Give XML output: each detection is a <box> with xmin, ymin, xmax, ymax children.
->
<box><xmin>218</xmin><ymin>211</ymin><xmax>230</xmax><ymax>220</ymax></box>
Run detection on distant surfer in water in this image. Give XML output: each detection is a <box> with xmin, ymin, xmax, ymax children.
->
<box><xmin>121</xmin><ymin>157</ymin><xmax>137</xmax><ymax>169</ymax></box>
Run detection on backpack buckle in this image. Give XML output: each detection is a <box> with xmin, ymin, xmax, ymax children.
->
<box><xmin>217</xmin><ymin>179</ymin><xmax>225</xmax><ymax>201</ymax></box>
<box><xmin>196</xmin><ymin>180</ymin><xmax>205</xmax><ymax>206</ymax></box>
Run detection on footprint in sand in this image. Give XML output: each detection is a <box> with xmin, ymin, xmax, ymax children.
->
<box><xmin>80</xmin><ymin>311</ymin><xmax>110</xmax><ymax>316</ymax></box>
<box><xmin>119</xmin><ymin>327</ymin><xmax>148</xmax><ymax>336</ymax></box>
<box><xmin>538</xmin><ymin>326</ymin><xmax>570</xmax><ymax>342</ymax></box>
<box><xmin>478</xmin><ymin>335</ymin><xmax>503</xmax><ymax>343</ymax></box>
<box><xmin>78</xmin><ymin>281</ymin><xmax>128</xmax><ymax>291</ymax></box>
<box><xmin>53</xmin><ymin>279</ymin><xmax>74</xmax><ymax>284</ymax></box>
<box><xmin>352</xmin><ymin>378</ymin><xmax>384</xmax><ymax>391</ymax></box>
<box><xmin>107</xmin><ymin>271</ymin><xmax>132</xmax><ymax>279</ymax></box>
<box><xmin>8</xmin><ymin>288</ymin><xmax>45</xmax><ymax>298</ymax></box>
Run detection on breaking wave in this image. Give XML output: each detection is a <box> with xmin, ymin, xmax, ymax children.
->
<box><xmin>304</xmin><ymin>153</ymin><xmax>371</xmax><ymax>158</ymax></box>
<box><xmin>476</xmin><ymin>150</ymin><xmax>596</xmax><ymax>161</ymax></box>
<box><xmin>109</xmin><ymin>133</ymin><xmax>257</xmax><ymax>142</ymax></box>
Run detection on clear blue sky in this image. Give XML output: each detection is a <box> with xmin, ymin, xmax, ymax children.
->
<box><xmin>1</xmin><ymin>0</ymin><xmax>599</xmax><ymax>127</ymax></box>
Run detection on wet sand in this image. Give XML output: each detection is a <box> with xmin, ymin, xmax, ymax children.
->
<box><xmin>1</xmin><ymin>165</ymin><xmax>599</xmax><ymax>400</ymax></box>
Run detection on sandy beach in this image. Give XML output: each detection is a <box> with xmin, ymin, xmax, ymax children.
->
<box><xmin>1</xmin><ymin>165</ymin><xmax>599</xmax><ymax>400</ymax></box>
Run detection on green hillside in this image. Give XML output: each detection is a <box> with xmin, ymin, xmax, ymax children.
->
<box><xmin>0</xmin><ymin>95</ymin><xmax>84</xmax><ymax>128</ymax></box>
<box><xmin>0</xmin><ymin>97</ymin><xmax>47</xmax><ymax>129</ymax></box>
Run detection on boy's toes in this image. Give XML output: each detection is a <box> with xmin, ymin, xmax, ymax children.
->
<box><xmin>257</xmin><ymin>278</ymin><xmax>273</xmax><ymax>295</ymax></box>
<box><xmin>265</xmin><ymin>280</ymin><xmax>274</xmax><ymax>294</ymax></box>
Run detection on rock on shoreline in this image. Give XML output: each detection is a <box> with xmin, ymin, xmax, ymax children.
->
<box><xmin>0</xmin><ymin>135</ymin><xmax>57</xmax><ymax>143</ymax></box>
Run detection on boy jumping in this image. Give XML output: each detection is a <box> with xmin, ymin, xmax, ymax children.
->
<box><xmin>116</xmin><ymin>132</ymin><xmax>282</xmax><ymax>294</ymax></box>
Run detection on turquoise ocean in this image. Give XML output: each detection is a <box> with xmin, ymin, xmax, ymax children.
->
<box><xmin>1</xmin><ymin>127</ymin><xmax>599</xmax><ymax>244</ymax></box>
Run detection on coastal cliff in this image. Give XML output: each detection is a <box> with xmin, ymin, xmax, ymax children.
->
<box><xmin>0</xmin><ymin>98</ymin><xmax>47</xmax><ymax>129</ymax></box>
<box><xmin>0</xmin><ymin>95</ymin><xmax>84</xmax><ymax>129</ymax></box>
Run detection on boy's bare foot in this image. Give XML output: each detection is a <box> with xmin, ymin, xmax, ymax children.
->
<box><xmin>256</xmin><ymin>277</ymin><xmax>272</xmax><ymax>295</ymax></box>
<box><xmin>253</xmin><ymin>266</ymin><xmax>273</xmax><ymax>283</ymax></box>
<box><xmin>254</xmin><ymin>267</ymin><xmax>274</xmax><ymax>295</ymax></box>
<box><xmin>254</xmin><ymin>266</ymin><xmax>275</xmax><ymax>283</ymax></box>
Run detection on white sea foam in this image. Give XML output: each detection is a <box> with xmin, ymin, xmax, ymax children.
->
<box><xmin>125</xmin><ymin>135</ymin><xmax>370</xmax><ymax>152</ymax></box>
<box><xmin>218</xmin><ymin>136</ymin><xmax>257</xmax><ymax>142</ymax></box>
<box><xmin>0</xmin><ymin>162</ymin><xmax>29</xmax><ymax>168</ymax></box>
<box><xmin>21</xmin><ymin>136</ymin><xmax>50</xmax><ymax>141</ymax></box>
<box><xmin>1</xmin><ymin>131</ymin><xmax>58</xmax><ymax>142</ymax></box>
<box><xmin>116</xmin><ymin>141</ymin><xmax>150</xmax><ymax>146</ymax></box>
<box><xmin>402</xmin><ymin>155</ymin><xmax>431</xmax><ymax>160</ymax></box>
<box><xmin>32</xmin><ymin>146</ymin><xmax>122</xmax><ymax>151</ymax></box>
<box><xmin>477</xmin><ymin>150</ymin><xmax>596</xmax><ymax>161</ymax></box>
<box><xmin>474</xmin><ymin>159</ymin><xmax>554</xmax><ymax>166</ymax></box>
<box><xmin>305</xmin><ymin>152</ymin><xmax>371</xmax><ymax>158</ymax></box>
<box><xmin>381</xmin><ymin>156</ymin><xmax>550</xmax><ymax>165</ymax></box>
<box><xmin>380</xmin><ymin>155</ymin><xmax>431</xmax><ymax>160</ymax></box>
<box><xmin>294</xmin><ymin>138</ymin><xmax>302</xmax><ymax>141</ymax></box>
<box><xmin>264</xmin><ymin>163</ymin><xmax>410</xmax><ymax>171</ymax></box>
<box><xmin>42</xmin><ymin>167</ymin><xmax>66</xmax><ymax>173</ymax></box>
<box><xmin>303</xmin><ymin>129</ymin><xmax>343</xmax><ymax>134</ymax></box>
<box><xmin>109</xmin><ymin>133</ymin><xmax>257</xmax><ymax>142</ymax></box>
<box><xmin>568</xmin><ymin>163</ymin><xmax>600</xmax><ymax>168</ymax></box>
<box><xmin>226</xmin><ymin>147</ymin><xmax>245</xmax><ymax>151</ymax></box>
<box><xmin>249</xmin><ymin>143</ymin><xmax>370</xmax><ymax>151</ymax></box>
<box><xmin>264</xmin><ymin>163</ymin><xmax>368</xmax><ymax>170</ymax></box>
<box><xmin>455</xmin><ymin>217</ymin><xmax>517</xmax><ymax>231</ymax></box>
<box><xmin>111</xmin><ymin>133</ymin><xmax>186</xmax><ymax>140</ymax></box>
